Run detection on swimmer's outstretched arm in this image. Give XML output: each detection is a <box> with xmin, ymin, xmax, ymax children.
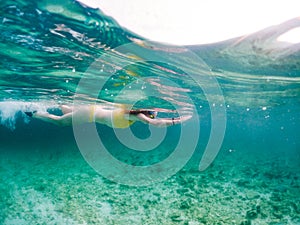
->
<box><xmin>136</xmin><ymin>114</ymin><xmax>192</xmax><ymax>127</ymax></box>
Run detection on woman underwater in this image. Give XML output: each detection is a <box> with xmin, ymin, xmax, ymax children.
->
<box><xmin>25</xmin><ymin>103</ymin><xmax>191</xmax><ymax>128</ymax></box>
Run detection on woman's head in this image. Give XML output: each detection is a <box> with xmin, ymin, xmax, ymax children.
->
<box><xmin>129</xmin><ymin>110</ymin><xmax>157</xmax><ymax>119</ymax></box>
<box><xmin>144</xmin><ymin>110</ymin><xmax>157</xmax><ymax>119</ymax></box>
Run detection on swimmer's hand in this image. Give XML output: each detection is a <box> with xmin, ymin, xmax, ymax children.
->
<box><xmin>174</xmin><ymin>115</ymin><xmax>192</xmax><ymax>124</ymax></box>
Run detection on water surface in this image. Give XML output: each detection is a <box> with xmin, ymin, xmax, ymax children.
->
<box><xmin>0</xmin><ymin>0</ymin><xmax>299</xmax><ymax>224</ymax></box>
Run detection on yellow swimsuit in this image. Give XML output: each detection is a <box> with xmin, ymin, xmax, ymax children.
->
<box><xmin>89</xmin><ymin>105</ymin><xmax>134</xmax><ymax>128</ymax></box>
<box><xmin>89</xmin><ymin>105</ymin><xmax>96</xmax><ymax>123</ymax></box>
<box><xmin>112</xmin><ymin>109</ymin><xmax>135</xmax><ymax>128</ymax></box>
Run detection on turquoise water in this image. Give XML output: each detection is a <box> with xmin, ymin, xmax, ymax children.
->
<box><xmin>1</xmin><ymin>0</ymin><xmax>300</xmax><ymax>224</ymax></box>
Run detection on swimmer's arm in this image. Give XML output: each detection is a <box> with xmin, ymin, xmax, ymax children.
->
<box><xmin>135</xmin><ymin>114</ymin><xmax>192</xmax><ymax>127</ymax></box>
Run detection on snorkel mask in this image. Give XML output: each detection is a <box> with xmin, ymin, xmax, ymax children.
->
<box><xmin>148</xmin><ymin>111</ymin><xmax>156</xmax><ymax>119</ymax></box>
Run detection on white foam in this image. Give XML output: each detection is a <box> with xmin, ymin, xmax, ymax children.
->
<box><xmin>0</xmin><ymin>100</ymin><xmax>56</xmax><ymax>130</ymax></box>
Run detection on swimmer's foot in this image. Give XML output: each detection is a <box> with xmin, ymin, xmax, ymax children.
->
<box><xmin>24</xmin><ymin>110</ymin><xmax>37</xmax><ymax>117</ymax></box>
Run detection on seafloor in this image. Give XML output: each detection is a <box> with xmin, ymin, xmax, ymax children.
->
<box><xmin>1</xmin><ymin>132</ymin><xmax>299</xmax><ymax>225</ymax></box>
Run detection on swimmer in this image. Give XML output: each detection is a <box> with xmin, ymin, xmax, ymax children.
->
<box><xmin>24</xmin><ymin>104</ymin><xmax>191</xmax><ymax>128</ymax></box>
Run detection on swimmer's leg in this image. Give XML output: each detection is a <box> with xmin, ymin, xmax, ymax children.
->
<box><xmin>33</xmin><ymin>112</ymin><xmax>72</xmax><ymax>126</ymax></box>
<box><xmin>60</xmin><ymin>105</ymin><xmax>73</xmax><ymax>114</ymax></box>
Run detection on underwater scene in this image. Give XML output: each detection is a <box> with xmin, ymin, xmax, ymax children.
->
<box><xmin>0</xmin><ymin>0</ymin><xmax>300</xmax><ymax>224</ymax></box>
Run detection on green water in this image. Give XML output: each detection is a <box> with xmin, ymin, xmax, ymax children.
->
<box><xmin>0</xmin><ymin>0</ymin><xmax>300</xmax><ymax>224</ymax></box>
